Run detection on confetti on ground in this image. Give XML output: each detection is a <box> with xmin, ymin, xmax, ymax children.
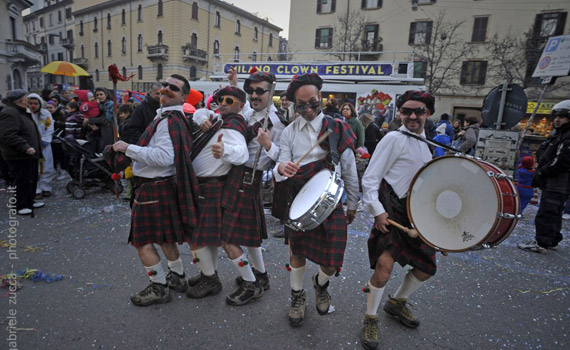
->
<box><xmin>0</xmin><ymin>239</ymin><xmax>45</xmax><ymax>252</ymax></box>
<box><xmin>515</xmin><ymin>287</ymin><xmax>568</xmax><ymax>295</ymax></box>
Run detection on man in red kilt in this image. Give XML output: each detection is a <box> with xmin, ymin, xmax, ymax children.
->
<box><xmin>275</xmin><ymin>73</ymin><xmax>359</xmax><ymax>327</ymax></box>
<box><xmin>186</xmin><ymin>86</ymin><xmax>266</xmax><ymax>305</ymax></box>
<box><xmin>112</xmin><ymin>74</ymin><xmax>200</xmax><ymax>306</ymax></box>
<box><xmin>359</xmin><ymin>90</ymin><xmax>437</xmax><ymax>349</ymax></box>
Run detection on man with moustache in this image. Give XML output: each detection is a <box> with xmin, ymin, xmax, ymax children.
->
<box><xmin>112</xmin><ymin>74</ymin><xmax>200</xmax><ymax>306</ymax></box>
<box><xmin>359</xmin><ymin>90</ymin><xmax>437</xmax><ymax>350</ymax></box>
<box><xmin>185</xmin><ymin>86</ymin><xmax>257</xmax><ymax>304</ymax></box>
<box><xmin>274</xmin><ymin>73</ymin><xmax>359</xmax><ymax>327</ymax></box>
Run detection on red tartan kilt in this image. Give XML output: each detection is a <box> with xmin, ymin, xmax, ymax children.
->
<box><xmin>222</xmin><ymin>181</ymin><xmax>266</xmax><ymax>247</ymax></box>
<box><xmin>189</xmin><ymin>181</ymin><xmax>224</xmax><ymax>247</ymax></box>
<box><xmin>129</xmin><ymin>178</ymin><xmax>189</xmax><ymax>248</ymax></box>
<box><xmin>271</xmin><ymin>179</ymin><xmax>289</xmax><ymax>221</ymax></box>
<box><xmin>286</xmin><ymin>204</ymin><xmax>347</xmax><ymax>268</ymax></box>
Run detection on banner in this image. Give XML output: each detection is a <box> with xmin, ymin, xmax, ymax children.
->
<box><xmin>224</xmin><ymin>63</ymin><xmax>393</xmax><ymax>78</ymax></box>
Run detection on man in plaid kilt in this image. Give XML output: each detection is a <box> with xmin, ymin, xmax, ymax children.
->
<box><xmin>359</xmin><ymin>90</ymin><xmax>437</xmax><ymax>350</ymax></box>
<box><xmin>275</xmin><ymin>73</ymin><xmax>359</xmax><ymax>327</ymax></box>
<box><xmin>112</xmin><ymin>74</ymin><xmax>200</xmax><ymax>306</ymax></box>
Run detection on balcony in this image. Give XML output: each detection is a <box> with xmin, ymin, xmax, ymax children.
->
<box><xmin>37</xmin><ymin>43</ymin><xmax>48</xmax><ymax>54</ymax></box>
<box><xmin>73</xmin><ymin>57</ymin><xmax>89</xmax><ymax>69</ymax></box>
<box><xmin>61</xmin><ymin>38</ymin><xmax>74</xmax><ymax>50</ymax></box>
<box><xmin>147</xmin><ymin>44</ymin><xmax>169</xmax><ymax>61</ymax></box>
<box><xmin>0</xmin><ymin>39</ymin><xmax>41</xmax><ymax>65</ymax></box>
<box><xmin>182</xmin><ymin>44</ymin><xmax>208</xmax><ymax>64</ymax></box>
<box><xmin>358</xmin><ymin>41</ymin><xmax>383</xmax><ymax>60</ymax></box>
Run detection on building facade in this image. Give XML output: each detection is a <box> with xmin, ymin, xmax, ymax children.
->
<box><xmin>0</xmin><ymin>0</ymin><xmax>41</xmax><ymax>94</ymax></box>
<box><xmin>71</xmin><ymin>0</ymin><xmax>281</xmax><ymax>92</ymax></box>
<box><xmin>288</xmin><ymin>0</ymin><xmax>570</xmax><ymax>126</ymax></box>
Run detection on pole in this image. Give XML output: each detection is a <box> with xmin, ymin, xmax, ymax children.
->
<box><xmin>495</xmin><ymin>82</ymin><xmax>510</xmax><ymax>130</ymax></box>
<box><xmin>112</xmin><ymin>80</ymin><xmax>119</xmax><ymax>142</ymax></box>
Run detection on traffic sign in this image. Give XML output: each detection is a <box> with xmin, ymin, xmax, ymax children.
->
<box><xmin>532</xmin><ymin>34</ymin><xmax>570</xmax><ymax>78</ymax></box>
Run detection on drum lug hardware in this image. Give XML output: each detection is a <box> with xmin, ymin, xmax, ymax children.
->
<box><xmin>516</xmin><ymin>214</ymin><xmax>522</xmax><ymax>219</ymax></box>
<box><xmin>494</xmin><ymin>173</ymin><xmax>508</xmax><ymax>180</ymax></box>
<box><xmin>497</xmin><ymin>213</ymin><xmax>516</xmax><ymax>219</ymax></box>
<box><xmin>487</xmin><ymin>171</ymin><xmax>495</xmax><ymax>177</ymax></box>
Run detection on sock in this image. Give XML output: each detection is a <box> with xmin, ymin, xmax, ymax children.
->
<box><xmin>231</xmin><ymin>254</ymin><xmax>256</xmax><ymax>282</ymax></box>
<box><xmin>366</xmin><ymin>281</ymin><xmax>385</xmax><ymax>316</ymax></box>
<box><xmin>393</xmin><ymin>271</ymin><xmax>424</xmax><ymax>300</ymax></box>
<box><xmin>208</xmin><ymin>246</ymin><xmax>219</xmax><ymax>271</ymax></box>
<box><xmin>167</xmin><ymin>257</ymin><xmax>184</xmax><ymax>276</ymax></box>
<box><xmin>290</xmin><ymin>265</ymin><xmax>306</xmax><ymax>291</ymax></box>
<box><xmin>317</xmin><ymin>267</ymin><xmax>333</xmax><ymax>287</ymax></box>
<box><xmin>247</xmin><ymin>247</ymin><xmax>266</xmax><ymax>273</ymax></box>
<box><xmin>144</xmin><ymin>262</ymin><xmax>167</xmax><ymax>285</ymax></box>
<box><xmin>192</xmin><ymin>246</ymin><xmax>215</xmax><ymax>276</ymax></box>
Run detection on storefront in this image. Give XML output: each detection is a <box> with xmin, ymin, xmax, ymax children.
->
<box><xmin>519</xmin><ymin>101</ymin><xmax>558</xmax><ymax>137</ymax></box>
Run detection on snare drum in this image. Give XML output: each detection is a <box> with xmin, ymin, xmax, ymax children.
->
<box><xmin>288</xmin><ymin>169</ymin><xmax>344</xmax><ymax>231</ymax></box>
<box><xmin>407</xmin><ymin>155</ymin><xmax>520</xmax><ymax>252</ymax></box>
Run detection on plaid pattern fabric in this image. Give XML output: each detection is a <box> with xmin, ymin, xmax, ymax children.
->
<box><xmin>396</xmin><ymin>90</ymin><xmax>435</xmax><ymax>115</ymax></box>
<box><xmin>285</xmin><ymin>159</ymin><xmax>347</xmax><ymax>268</ymax></box>
<box><xmin>246</xmin><ymin>117</ymin><xmax>274</xmax><ymax>143</ymax></box>
<box><xmin>129</xmin><ymin>177</ymin><xmax>189</xmax><ymax>247</ymax></box>
<box><xmin>367</xmin><ymin>180</ymin><xmax>436</xmax><ymax>275</ymax></box>
<box><xmin>189</xmin><ymin>181</ymin><xmax>225</xmax><ymax>247</ymax></box>
<box><xmin>318</xmin><ymin>116</ymin><xmax>357</xmax><ymax>157</ymax></box>
<box><xmin>271</xmin><ymin>179</ymin><xmax>290</xmax><ymax>221</ymax></box>
<box><xmin>213</xmin><ymin>86</ymin><xmax>246</xmax><ymax>104</ymax></box>
<box><xmin>285</xmin><ymin>73</ymin><xmax>323</xmax><ymax>101</ymax></box>
<box><xmin>220</xmin><ymin>114</ymin><xmax>247</xmax><ymax>212</ymax></box>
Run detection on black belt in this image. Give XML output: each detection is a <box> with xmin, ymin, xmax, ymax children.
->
<box><xmin>135</xmin><ymin>175</ymin><xmax>175</xmax><ymax>184</ymax></box>
<box><xmin>197</xmin><ymin>175</ymin><xmax>228</xmax><ymax>184</ymax></box>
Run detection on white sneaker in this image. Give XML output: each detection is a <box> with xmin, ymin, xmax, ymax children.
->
<box><xmin>33</xmin><ymin>202</ymin><xmax>45</xmax><ymax>209</ymax></box>
<box><xmin>562</xmin><ymin>213</ymin><xmax>570</xmax><ymax>220</ymax></box>
<box><xmin>17</xmin><ymin>208</ymin><xmax>32</xmax><ymax>215</ymax></box>
<box><xmin>517</xmin><ymin>240</ymin><xmax>547</xmax><ymax>254</ymax></box>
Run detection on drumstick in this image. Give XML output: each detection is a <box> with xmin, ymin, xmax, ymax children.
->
<box><xmin>295</xmin><ymin>130</ymin><xmax>332</xmax><ymax>166</ymax></box>
<box><xmin>387</xmin><ymin>219</ymin><xmax>419</xmax><ymax>239</ymax></box>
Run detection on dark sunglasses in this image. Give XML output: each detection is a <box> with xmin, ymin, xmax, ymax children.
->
<box><xmin>400</xmin><ymin>107</ymin><xmax>428</xmax><ymax>117</ymax></box>
<box><xmin>295</xmin><ymin>101</ymin><xmax>321</xmax><ymax>113</ymax></box>
<box><xmin>245</xmin><ymin>86</ymin><xmax>270</xmax><ymax>95</ymax></box>
<box><xmin>551</xmin><ymin>108</ymin><xmax>570</xmax><ymax>118</ymax></box>
<box><xmin>216</xmin><ymin>96</ymin><xmax>237</xmax><ymax>105</ymax></box>
<box><xmin>161</xmin><ymin>81</ymin><xmax>181</xmax><ymax>92</ymax></box>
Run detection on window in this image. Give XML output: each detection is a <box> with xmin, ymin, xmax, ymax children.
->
<box><xmin>95</xmin><ymin>69</ymin><xmax>99</xmax><ymax>81</ymax></box>
<box><xmin>534</xmin><ymin>12</ymin><xmax>567</xmax><ymax>38</ymax></box>
<box><xmin>460</xmin><ymin>61</ymin><xmax>488</xmax><ymax>85</ymax></box>
<box><xmin>138</xmin><ymin>34</ymin><xmax>143</xmax><ymax>51</ymax></box>
<box><xmin>49</xmin><ymin>14</ymin><xmax>53</xmax><ymax>26</ymax></box>
<box><xmin>58</xmin><ymin>52</ymin><xmax>63</xmax><ymax>61</ymax></box>
<box><xmin>122</xmin><ymin>9</ymin><xmax>126</xmax><ymax>25</ymax></box>
<box><xmin>361</xmin><ymin>0</ymin><xmax>382</xmax><ymax>9</ymax></box>
<box><xmin>79</xmin><ymin>21</ymin><xmax>83</xmax><ymax>35</ymax></box>
<box><xmin>107</xmin><ymin>40</ymin><xmax>112</xmax><ymax>57</ymax></box>
<box><xmin>58</xmin><ymin>10</ymin><xmax>62</xmax><ymax>23</ymax></box>
<box><xmin>138</xmin><ymin>65</ymin><xmax>143</xmax><ymax>80</ymax></box>
<box><xmin>95</xmin><ymin>42</ymin><xmax>99</xmax><ymax>58</ymax></box>
<box><xmin>158</xmin><ymin>0</ymin><xmax>163</xmax><ymax>17</ymax></box>
<box><xmin>48</xmin><ymin>35</ymin><xmax>55</xmax><ymax>45</ymax></box>
<box><xmin>235</xmin><ymin>20</ymin><xmax>241</xmax><ymax>34</ymax></box>
<box><xmin>317</xmin><ymin>0</ymin><xmax>336</xmax><ymax>14</ymax></box>
<box><xmin>315</xmin><ymin>28</ymin><xmax>333</xmax><ymax>49</ymax></box>
<box><xmin>252</xmin><ymin>51</ymin><xmax>257</xmax><ymax>62</ymax></box>
<box><xmin>81</xmin><ymin>44</ymin><xmax>85</xmax><ymax>58</ymax></box>
<box><xmin>413</xmin><ymin>61</ymin><xmax>427</xmax><ymax>79</ymax></box>
<box><xmin>191</xmin><ymin>33</ymin><xmax>198</xmax><ymax>48</ymax></box>
<box><xmin>254</xmin><ymin>27</ymin><xmax>258</xmax><ymax>41</ymax></box>
<box><xmin>122</xmin><ymin>37</ymin><xmax>127</xmax><ymax>54</ymax></box>
<box><xmin>67</xmin><ymin>29</ymin><xmax>73</xmax><ymax>40</ymax></box>
<box><xmin>363</xmin><ymin>24</ymin><xmax>379</xmax><ymax>50</ymax></box>
<box><xmin>107</xmin><ymin>13</ymin><xmax>111</xmax><ymax>29</ymax></box>
<box><xmin>213</xmin><ymin>40</ymin><xmax>220</xmax><ymax>55</ymax></box>
<box><xmin>93</xmin><ymin>17</ymin><xmax>98</xmax><ymax>32</ymax></box>
<box><xmin>122</xmin><ymin>67</ymin><xmax>127</xmax><ymax>77</ymax></box>
<box><xmin>40</xmin><ymin>17</ymin><xmax>44</xmax><ymax>28</ymax></box>
<box><xmin>66</xmin><ymin>8</ymin><xmax>72</xmax><ymax>20</ymax></box>
<box><xmin>190</xmin><ymin>66</ymin><xmax>197</xmax><ymax>80</ymax></box>
<box><xmin>138</xmin><ymin>5</ymin><xmax>142</xmax><ymax>21</ymax></box>
<box><xmin>269</xmin><ymin>33</ymin><xmax>273</xmax><ymax>47</ymax></box>
<box><xmin>158</xmin><ymin>30</ymin><xmax>163</xmax><ymax>44</ymax></box>
<box><xmin>234</xmin><ymin>46</ymin><xmax>240</xmax><ymax>61</ymax></box>
<box><xmin>409</xmin><ymin>21</ymin><xmax>432</xmax><ymax>45</ymax></box>
<box><xmin>471</xmin><ymin>17</ymin><xmax>488</xmax><ymax>42</ymax></box>
<box><xmin>192</xmin><ymin>2</ymin><xmax>198</xmax><ymax>20</ymax></box>
<box><xmin>215</xmin><ymin>11</ymin><xmax>220</xmax><ymax>27</ymax></box>
<box><xmin>157</xmin><ymin>63</ymin><xmax>163</xmax><ymax>79</ymax></box>
<box><xmin>33</xmin><ymin>21</ymin><xmax>35</xmax><ymax>31</ymax></box>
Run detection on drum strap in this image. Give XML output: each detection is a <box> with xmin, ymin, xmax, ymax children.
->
<box><xmin>324</xmin><ymin>116</ymin><xmax>340</xmax><ymax>165</ymax></box>
<box><xmin>399</xmin><ymin>130</ymin><xmax>461</xmax><ymax>154</ymax></box>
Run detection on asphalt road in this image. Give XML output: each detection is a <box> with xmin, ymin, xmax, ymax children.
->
<box><xmin>0</xmin><ymin>179</ymin><xmax>568</xmax><ymax>350</ymax></box>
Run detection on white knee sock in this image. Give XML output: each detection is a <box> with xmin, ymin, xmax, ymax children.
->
<box><xmin>393</xmin><ymin>271</ymin><xmax>424</xmax><ymax>300</ymax></box>
<box><xmin>366</xmin><ymin>281</ymin><xmax>385</xmax><ymax>316</ymax></box>
<box><xmin>290</xmin><ymin>265</ymin><xmax>306</xmax><ymax>291</ymax></box>
<box><xmin>192</xmin><ymin>246</ymin><xmax>215</xmax><ymax>276</ymax></box>
<box><xmin>247</xmin><ymin>247</ymin><xmax>266</xmax><ymax>273</ymax></box>
<box><xmin>231</xmin><ymin>254</ymin><xmax>256</xmax><ymax>282</ymax></box>
<box><xmin>144</xmin><ymin>262</ymin><xmax>167</xmax><ymax>285</ymax></box>
<box><xmin>208</xmin><ymin>246</ymin><xmax>219</xmax><ymax>271</ymax></box>
<box><xmin>167</xmin><ymin>257</ymin><xmax>184</xmax><ymax>276</ymax></box>
<box><xmin>317</xmin><ymin>267</ymin><xmax>334</xmax><ymax>287</ymax></box>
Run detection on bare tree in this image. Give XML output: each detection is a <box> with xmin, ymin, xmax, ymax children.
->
<box><xmin>413</xmin><ymin>11</ymin><xmax>475</xmax><ymax>94</ymax></box>
<box><xmin>326</xmin><ymin>9</ymin><xmax>373</xmax><ymax>61</ymax></box>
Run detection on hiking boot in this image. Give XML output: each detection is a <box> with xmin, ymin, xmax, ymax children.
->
<box><xmin>235</xmin><ymin>268</ymin><xmax>270</xmax><ymax>290</ymax></box>
<box><xmin>226</xmin><ymin>280</ymin><xmax>263</xmax><ymax>306</ymax></box>
<box><xmin>383</xmin><ymin>295</ymin><xmax>420</xmax><ymax>328</ymax></box>
<box><xmin>517</xmin><ymin>240</ymin><xmax>547</xmax><ymax>254</ymax></box>
<box><xmin>188</xmin><ymin>271</ymin><xmax>217</xmax><ymax>287</ymax></box>
<box><xmin>166</xmin><ymin>271</ymin><xmax>188</xmax><ymax>293</ymax></box>
<box><xmin>186</xmin><ymin>273</ymin><xmax>222</xmax><ymax>299</ymax></box>
<box><xmin>130</xmin><ymin>282</ymin><xmax>171</xmax><ymax>306</ymax></box>
<box><xmin>288</xmin><ymin>289</ymin><xmax>306</xmax><ymax>327</ymax></box>
<box><xmin>361</xmin><ymin>314</ymin><xmax>379</xmax><ymax>350</ymax></box>
<box><xmin>312</xmin><ymin>274</ymin><xmax>331</xmax><ymax>315</ymax></box>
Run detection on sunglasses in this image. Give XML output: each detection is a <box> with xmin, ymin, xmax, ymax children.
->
<box><xmin>216</xmin><ymin>96</ymin><xmax>237</xmax><ymax>105</ymax></box>
<box><xmin>161</xmin><ymin>81</ymin><xmax>181</xmax><ymax>92</ymax></box>
<box><xmin>245</xmin><ymin>86</ymin><xmax>270</xmax><ymax>95</ymax></box>
<box><xmin>400</xmin><ymin>107</ymin><xmax>428</xmax><ymax>117</ymax></box>
<box><xmin>295</xmin><ymin>101</ymin><xmax>321</xmax><ymax>113</ymax></box>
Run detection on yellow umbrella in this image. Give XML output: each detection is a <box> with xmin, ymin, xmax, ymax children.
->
<box><xmin>40</xmin><ymin>61</ymin><xmax>90</xmax><ymax>77</ymax></box>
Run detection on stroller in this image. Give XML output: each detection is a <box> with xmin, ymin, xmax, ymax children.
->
<box><xmin>56</xmin><ymin>134</ymin><xmax>123</xmax><ymax>199</ymax></box>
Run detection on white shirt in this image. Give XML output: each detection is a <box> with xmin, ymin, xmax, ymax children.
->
<box><xmin>274</xmin><ymin>112</ymin><xmax>360</xmax><ymax>211</ymax></box>
<box><xmin>362</xmin><ymin>125</ymin><xmax>433</xmax><ymax>217</ymax></box>
<box><xmin>242</xmin><ymin>104</ymin><xmax>285</xmax><ymax>170</ymax></box>
<box><xmin>126</xmin><ymin>106</ymin><xmax>182</xmax><ymax>178</ymax></box>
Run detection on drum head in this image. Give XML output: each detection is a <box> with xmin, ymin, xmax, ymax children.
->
<box><xmin>290</xmin><ymin>170</ymin><xmax>332</xmax><ymax>220</ymax></box>
<box><xmin>408</xmin><ymin>156</ymin><xmax>499</xmax><ymax>251</ymax></box>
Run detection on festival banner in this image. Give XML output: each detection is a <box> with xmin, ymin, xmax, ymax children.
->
<box><xmin>224</xmin><ymin>63</ymin><xmax>394</xmax><ymax>78</ymax></box>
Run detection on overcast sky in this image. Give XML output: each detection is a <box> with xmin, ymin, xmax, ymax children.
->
<box><xmin>230</xmin><ymin>0</ymin><xmax>291</xmax><ymax>38</ymax></box>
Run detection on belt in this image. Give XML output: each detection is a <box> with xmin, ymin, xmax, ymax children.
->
<box><xmin>135</xmin><ymin>175</ymin><xmax>175</xmax><ymax>184</ymax></box>
<box><xmin>243</xmin><ymin>166</ymin><xmax>264</xmax><ymax>185</ymax></box>
<box><xmin>197</xmin><ymin>175</ymin><xmax>228</xmax><ymax>184</ymax></box>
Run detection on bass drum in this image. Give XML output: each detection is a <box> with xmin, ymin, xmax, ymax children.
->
<box><xmin>407</xmin><ymin>155</ymin><xmax>520</xmax><ymax>252</ymax></box>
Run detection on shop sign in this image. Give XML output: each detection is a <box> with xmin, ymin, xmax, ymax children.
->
<box><xmin>526</xmin><ymin>101</ymin><xmax>556</xmax><ymax>114</ymax></box>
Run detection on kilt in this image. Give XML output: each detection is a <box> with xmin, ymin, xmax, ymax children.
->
<box><xmin>367</xmin><ymin>180</ymin><xmax>436</xmax><ymax>276</ymax></box>
<box><xmin>271</xmin><ymin>179</ymin><xmax>290</xmax><ymax>221</ymax></box>
<box><xmin>189</xmin><ymin>181</ymin><xmax>224</xmax><ymax>247</ymax></box>
<box><xmin>222</xmin><ymin>170</ymin><xmax>266</xmax><ymax>247</ymax></box>
<box><xmin>129</xmin><ymin>177</ymin><xmax>189</xmax><ymax>248</ymax></box>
